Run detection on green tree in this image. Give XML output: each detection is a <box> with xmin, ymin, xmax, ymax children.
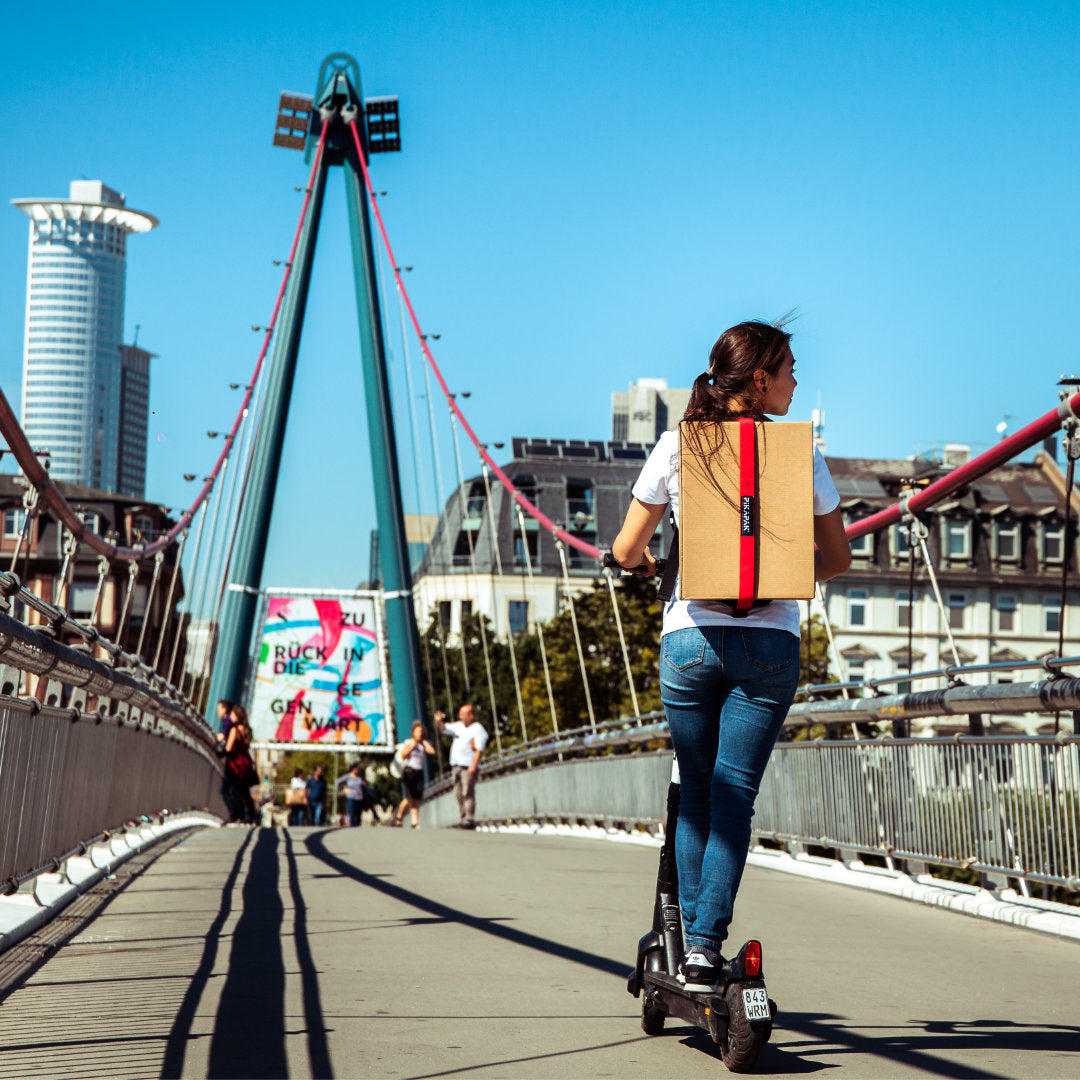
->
<box><xmin>420</xmin><ymin>574</ymin><xmax>664</xmax><ymax>748</ymax></box>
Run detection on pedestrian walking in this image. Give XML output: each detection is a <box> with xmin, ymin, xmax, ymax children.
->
<box><xmin>336</xmin><ymin>762</ymin><xmax>369</xmax><ymax>827</ymax></box>
<box><xmin>435</xmin><ymin>704</ymin><xmax>488</xmax><ymax>829</ymax></box>
<box><xmin>392</xmin><ymin>721</ymin><xmax>436</xmax><ymax>828</ymax></box>
<box><xmin>305</xmin><ymin>764</ymin><xmax>328</xmax><ymax>826</ymax></box>
<box><xmin>286</xmin><ymin>768</ymin><xmax>308</xmax><ymax>825</ymax></box>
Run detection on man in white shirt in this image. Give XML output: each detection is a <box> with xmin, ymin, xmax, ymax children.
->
<box><xmin>435</xmin><ymin>703</ymin><xmax>489</xmax><ymax>829</ymax></box>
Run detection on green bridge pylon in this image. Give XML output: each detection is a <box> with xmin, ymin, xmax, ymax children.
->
<box><xmin>206</xmin><ymin>53</ymin><xmax>426</xmax><ymax>747</ymax></box>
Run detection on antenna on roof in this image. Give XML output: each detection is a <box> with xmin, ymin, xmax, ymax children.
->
<box><xmin>811</xmin><ymin>393</ymin><xmax>825</xmax><ymax>454</ymax></box>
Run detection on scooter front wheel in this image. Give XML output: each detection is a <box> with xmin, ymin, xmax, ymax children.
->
<box><xmin>720</xmin><ymin>983</ymin><xmax>766</xmax><ymax>1072</ymax></box>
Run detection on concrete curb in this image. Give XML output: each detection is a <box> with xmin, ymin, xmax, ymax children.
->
<box><xmin>479</xmin><ymin>821</ymin><xmax>1080</xmax><ymax>943</ymax></box>
<box><xmin>0</xmin><ymin>812</ymin><xmax>222</xmax><ymax>956</ymax></box>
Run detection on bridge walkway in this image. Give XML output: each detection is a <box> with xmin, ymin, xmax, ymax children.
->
<box><xmin>0</xmin><ymin>825</ymin><xmax>1076</xmax><ymax>1079</ymax></box>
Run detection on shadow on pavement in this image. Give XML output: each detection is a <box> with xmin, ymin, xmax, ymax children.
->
<box><xmin>304</xmin><ymin>830</ymin><xmax>630</xmax><ymax>979</ymax></box>
<box><xmin>748</xmin><ymin>1011</ymin><xmax>1080</xmax><ymax>1078</ymax></box>
<box><xmin>283</xmin><ymin>828</ymin><xmax>334</xmax><ymax>1079</ymax></box>
<box><xmin>160</xmin><ymin>828</ymin><xmax>254</xmax><ymax>1079</ymax></box>
<box><xmin>207</xmin><ymin>828</ymin><xmax>287</xmax><ymax>1079</ymax></box>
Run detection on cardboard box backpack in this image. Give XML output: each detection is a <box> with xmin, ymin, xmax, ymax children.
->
<box><xmin>657</xmin><ymin>419</ymin><xmax>814</xmax><ymax>612</ymax></box>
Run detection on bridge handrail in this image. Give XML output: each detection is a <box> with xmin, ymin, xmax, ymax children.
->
<box><xmin>797</xmin><ymin>654</ymin><xmax>1080</xmax><ymax>699</ymax></box>
<box><xmin>0</xmin><ymin>582</ymin><xmax>224</xmax><ymax>889</ymax></box>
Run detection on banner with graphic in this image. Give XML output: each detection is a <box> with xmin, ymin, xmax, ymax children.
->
<box><xmin>248</xmin><ymin>593</ymin><xmax>387</xmax><ymax>745</ymax></box>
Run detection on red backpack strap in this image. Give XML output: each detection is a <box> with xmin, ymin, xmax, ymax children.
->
<box><xmin>735</xmin><ymin>417</ymin><xmax>758</xmax><ymax>611</ymax></box>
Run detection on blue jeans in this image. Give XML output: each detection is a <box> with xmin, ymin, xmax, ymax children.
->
<box><xmin>309</xmin><ymin>801</ymin><xmax>325</xmax><ymax>827</ymax></box>
<box><xmin>346</xmin><ymin>797</ymin><xmax>363</xmax><ymax>827</ymax></box>
<box><xmin>660</xmin><ymin>625</ymin><xmax>799</xmax><ymax>953</ymax></box>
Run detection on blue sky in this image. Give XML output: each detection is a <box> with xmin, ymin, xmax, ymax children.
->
<box><xmin>1</xmin><ymin>1</ymin><xmax>1078</xmax><ymax>589</ymax></box>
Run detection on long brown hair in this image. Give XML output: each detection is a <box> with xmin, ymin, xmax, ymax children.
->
<box><xmin>683</xmin><ymin>319</ymin><xmax>793</xmax><ymax>425</ymax></box>
<box><xmin>230</xmin><ymin>704</ymin><xmax>252</xmax><ymax>746</ymax></box>
<box><xmin>681</xmin><ymin>319</ymin><xmax>794</xmax><ymax>511</ymax></box>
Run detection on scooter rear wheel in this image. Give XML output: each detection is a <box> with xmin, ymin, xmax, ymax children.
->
<box><xmin>720</xmin><ymin>982</ymin><xmax>766</xmax><ymax>1072</ymax></box>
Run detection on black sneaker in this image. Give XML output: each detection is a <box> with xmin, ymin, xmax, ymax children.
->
<box><xmin>680</xmin><ymin>945</ymin><xmax>720</xmax><ymax>993</ymax></box>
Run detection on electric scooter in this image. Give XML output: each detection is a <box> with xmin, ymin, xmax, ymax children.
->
<box><xmin>626</xmin><ymin>757</ymin><xmax>777</xmax><ymax>1072</ymax></box>
<box><xmin>602</xmin><ymin>552</ymin><xmax>778</xmax><ymax>1069</ymax></box>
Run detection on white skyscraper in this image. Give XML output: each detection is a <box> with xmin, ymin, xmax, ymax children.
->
<box><xmin>12</xmin><ymin>180</ymin><xmax>157</xmax><ymax>493</ymax></box>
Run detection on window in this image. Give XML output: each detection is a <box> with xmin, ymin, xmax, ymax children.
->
<box><xmin>1042</xmin><ymin>524</ymin><xmax>1065</xmax><ymax>563</ymax></box>
<box><xmin>437</xmin><ymin>601</ymin><xmax>451</xmax><ymax>631</ymax></box>
<box><xmin>453</xmin><ymin>531</ymin><xmax>473</xmax><ymax>566</ymax></box>
<box><xmin>1043</xmin><ymin>596</ymin><xmax>1062</xmax><ymax>634</ymax></box>
<box><xmin>894</xmin><ymin>663</ymin><xmax>911</xmax><ymax>696</ymax></box>
<box><xmin>566</xmin><ymin>478</ymin><xmax>595</xmax><ymax>529</ymax></box>
<box><xmin>3</xmin><ymin>509</ymin><xmax>24</xmax><ymax>539</ymax></box>
<box><xmin>466</xmin><ymin>480</ymin><xmax>486</xmax><ymax>520</ymax></box>
<box><xmin>848</xmin><ymin>588</ymin><xmax>868</xmax><ymax>628</ymax></box>
<box><xmin>460</xmin><ymin>600</ymin><xmax>473</xmax><ymax>627</ymax></box>
<box><xmin>133</xmin><ymin>514</ymin><xmax>154</xmax><ymax>539</ymax></box>
<box><xmin>848</xmin><ymin>525</ymin><xmax>872</xmax><ymax>557</ymax></box>
<box><xmin>513</xmin><ymin>532</ymin><xmax>539</xmax><ymax>568</ymax></box>
<box><xmin>896</xmin><ymin>589</ymin><xmax>912</xmax><ymax>629</ymax></box>
<box><xmin>508</xmin><ymin>600</ymin><xmax>529</xmax><ymax>635</ymax></box>
<box><xmin>996</xmin><ymin>522</ymin><xmax>1019</xmax><ymax>561</ymax></box>
<box><xmin>69</xmin><ymin>582</ymin><xmax>97</xmax><ymax>618</ymax></box>
<box><xmin>946</xmin><ymin>592</ymin><xmax>966</xmax><ymax>630</ymax></box>
<box><xmin>891</xmin><ymin>524</ymin><xmax>911</xmax><ymax>560</ymax></box>
<box><xmin>944</xmin><ymin>519</ymin><xmax>971</xmax><ymax>559</ymax></box>
<box><xmin>996</xmin><ymin>594</ymin><xmax>1017</xmax><ymax>633</ymax></box>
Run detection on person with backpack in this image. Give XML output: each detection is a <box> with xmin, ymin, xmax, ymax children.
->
<box><xmin>610</xmin><ymin>319</ymin><xmax>851</xmax><ymax>992</ymax></box>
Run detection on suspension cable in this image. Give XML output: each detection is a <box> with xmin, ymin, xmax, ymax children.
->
<box><xmin>395</xmin><ymin>279</ymin><xmax>431</xmax><ymax>516</ymax></box>
<box><xmin>449</xmin><ymin>412</ymin><xmax>501</xmax><ymax>753</ymax></box>
<box><xmin>345</xmin><ymin>117</ymin><xmax>599</xmax><ymax>561</ymax></box>
<box><xmin>481</xmin><ymin>462</ymin><xmax>528</xmax><ymax>742</ymax></box>
<box><xmin>197</xmin><ymin>357</ymin><xmax>272</xmax><ymax>693</ymax></box>
<box><xmin>134</xmin><ymin>551</ymin><xmax>165</xmax><ymax>661</ymax></box>
<box><xmin>89</xmin><ymin>555</ymin><xmax>109</xmax><ymax>630</ymax></box>
<box><xmin>812</xmin><ymin>583</ymin><xmax>848</xmax><ymax>700</ymax></box>
<box><xmin>555</xmin><ymin>539</ymin><xmax>596</xmax><ymax>731</ymax></box>
<box><xmin>167</xmin><ymin>497</ymin><xmax>211</xmax><ymax>688</ymax></box>
<box><xmin>907</xmin><ymin>514</ymin><xmax>962</xmax><ymax>669</ymax></box>
<box><xmin>603</xmin><ymin>565</ymin><xmax>640</xmax><ymax>717</ymax></box>
<box><xmin>189</xmin><ymin>456</ymin><xmax>232</xmax><ymax>701</ymax></box>
<box><xmin>516</xmin><ymin>505</ymin><xmax>559</xmax><ymax>734</ymax></box>
<box><xmin>181</xmin><ymin>463</ymin><xmax>229</xmax><ymax>698</ymax></box>
<box><xmin>152</xmin><ymin>529</ymin><xmax>187</xmax><ymax>671</ymax></box>
<box><xmin>9</xmin><ymin>486</ymin><xmax>39</xmax><ymax>574</ymax></box>
<box><xmin>114</xmin><ymin>560</ymin><xmax>140</xmax><ymax>646</ymax></box>
<box><xmin>52</xmin><ymin>531</ymin><xmax>80</xmax><ymax>609</ymax></box>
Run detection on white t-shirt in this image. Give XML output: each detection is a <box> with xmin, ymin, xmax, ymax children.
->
<box><xmin>444</xmin><ymin>720</ymin><xmax>490</xmax><ymax>767</ymax></box>
<box><xmin>631</xmin><ymin>429</ymin><xmax>840</xmax><ymax>639</ymax></box>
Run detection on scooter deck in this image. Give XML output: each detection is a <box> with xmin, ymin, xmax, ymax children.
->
<box><xmin>641</xmin><ymin>970</ymin><xmax>731</xmax><ymax>1043</ymax></box>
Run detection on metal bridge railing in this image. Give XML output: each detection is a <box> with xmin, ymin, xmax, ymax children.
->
<box><xmin>0</xmin><ymin>582</ymin><xmax>225</xmax><ymax>891</ymax></box>
<box><xmin>755</xmin><ymin>736</ymin><xmax>1080</xmax><ymax>891</ymax></box>
<box><xmin>424</xmin><ymin>681</ymin><xmax>1080</xmax><ymax>896</ymax></box>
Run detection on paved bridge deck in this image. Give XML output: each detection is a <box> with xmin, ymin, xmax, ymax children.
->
<box><xmin>0</xmin><ymin>824</ymin><xmax>1076</xmax><ymax>1079</ymax></box>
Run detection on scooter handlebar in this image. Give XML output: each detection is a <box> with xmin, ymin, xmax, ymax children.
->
<box><xmin>602</xmin><ymin>551</ymin><xmax>666</xmax><ymax>577</ymax></box>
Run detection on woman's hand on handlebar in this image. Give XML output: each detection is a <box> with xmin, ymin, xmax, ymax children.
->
<box><xmin>611</xmin><ymin>497</ymin><xmax>667</xmax><ymax>576</ymax></box>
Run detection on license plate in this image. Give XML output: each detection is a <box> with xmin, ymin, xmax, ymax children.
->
<box><xmin>742</xmin><ymin>986</ymin><xmax>770</xmax><ymax>1022</ymax></box>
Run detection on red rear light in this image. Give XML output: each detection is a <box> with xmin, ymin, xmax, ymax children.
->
<box><xmin>744</xmin><ymin>940</ymin><xmax>762</xmax><ymax>977</ymax></box>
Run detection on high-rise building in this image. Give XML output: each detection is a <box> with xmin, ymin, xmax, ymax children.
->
<box><xmin>116</xmin><ymin>343</ymin><xmax>154</xmax><ymax>497</ymax></box>
<box><xmin>611</xmin><ymin>378</ymin><xmax>691</xmax><ymax>443</ymax></box>
<box><xmin>12</xmin><ymin>180</ymin><xmax>157</xmax><ymax>493</ymax></box>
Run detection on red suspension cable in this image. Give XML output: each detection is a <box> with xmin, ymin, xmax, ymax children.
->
<box><xmin>346</xmin><ymin>119</ymin><xmax>601</xmax><ymax>559</ymax></box>
<box><xmin>0</xmin><ymin>124</ymin><xmax>330</xmax><ymax>563</ymax></box>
